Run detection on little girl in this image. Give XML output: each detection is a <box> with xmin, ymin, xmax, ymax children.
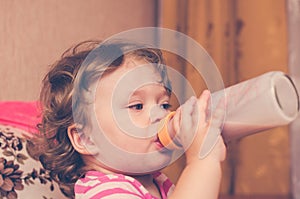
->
<box><xmin>36</xmin><ymin>40</ymin><xmax>226</xmax><ymax>199</ymax></box>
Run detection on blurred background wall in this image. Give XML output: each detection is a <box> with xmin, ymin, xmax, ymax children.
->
<box><xmin>160</xmin><ymin>0</ymin><xmax>292</xmax><ymax>197</ymax></box>
<box><xmin>1</xmin><ymin>0</ymin><xmax>299</xmax><ymax>198</ymax></box>
<box><xmin>0</xmin><ymin>0</ymin><xmax>157</xmax><ymax>101</ymax></box>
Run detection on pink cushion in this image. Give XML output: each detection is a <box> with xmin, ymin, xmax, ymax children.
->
<box><xmin>0</xmin><ymin>101</ymin><xmax>41</xmax><ymax>133</ymax></box>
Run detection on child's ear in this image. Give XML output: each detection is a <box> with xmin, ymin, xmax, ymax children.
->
<box><xmin>67</xmin><ymin>124</ymin><xmax>99</xmax><ymax>155</ymax></box>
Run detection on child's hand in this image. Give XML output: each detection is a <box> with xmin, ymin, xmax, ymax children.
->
<box><xmin>169</xmin><ymin>90</ymin><xmax>226</xmax><ymax>199</ymax></box>
<box><xmin>171</xmin><ymin>90</ymin><xmax>226</xmax><ymax>165</ymax></box>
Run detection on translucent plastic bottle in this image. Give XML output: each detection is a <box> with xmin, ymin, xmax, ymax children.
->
<box><xmin>157</xmin><ymin>71</ymin><xmax>299</xmax><ymax>150</ymax></box>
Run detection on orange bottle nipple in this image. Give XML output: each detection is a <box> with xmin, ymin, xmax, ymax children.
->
<box><xmin>157</xmin><ymin>111</ymin><xmax>182</xmax><ymax>150</ymax></box>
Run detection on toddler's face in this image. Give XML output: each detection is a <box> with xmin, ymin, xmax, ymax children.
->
<box><xmin>92</xmin><ymin>56</ymin><xmax>173</xmax><ymax>172</ymax></box>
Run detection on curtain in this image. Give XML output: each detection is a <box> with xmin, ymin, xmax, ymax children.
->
<box><xmin>287</xmin><ymin>0</ymin><xmax>300</xmax><ymax>198</ymax></box>
<box><xmin>159</xmin><ymin>0</ymin><xmax>290</xmax><ymax>196</ymax></box>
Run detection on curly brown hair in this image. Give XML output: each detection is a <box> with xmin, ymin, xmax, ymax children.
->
<box><xmin>36</xmin><ymin>40</ymin><xmax>172</xmax><ymax>198</ymax></box>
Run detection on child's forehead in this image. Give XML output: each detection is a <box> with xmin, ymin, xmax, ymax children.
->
<box><xmin>103</xmin><ymin>56</ymin><xmax>160</xmax><ymax>80</ymax></box>
<box><xmin>122</xmin><ymin>55</ymin><xmax>152</xmax><ymax>69</ymax></box>
<box><xmin>97</xmin><ymin>61</ymin><xmax>163</xmax><ymax>95</ymax></box>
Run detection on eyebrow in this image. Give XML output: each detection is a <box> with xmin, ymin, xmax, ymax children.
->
<box><xmin>130</xmin><ymin>86</ymin><xmax>170</xmax><ymax>98</ymax></box>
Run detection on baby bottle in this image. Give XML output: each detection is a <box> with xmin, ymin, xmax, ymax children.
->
<box><xmin>158</xmin><ymin>71</ymin><xmax>299</xmax><ymax>150</ymax></box>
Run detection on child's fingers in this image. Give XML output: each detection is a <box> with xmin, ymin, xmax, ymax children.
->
<box><xmin>171</xmin><ymin>96</ymin><xmax>198</xmax><ymax>148</ymax></box>
<box><xmin>184</xmin><ymin>90</ymin><xmax>211</xmax><ymax>162</ymax></box>
<box><xmin>210</xmin><ymin>97</ymin><xmax>226</xmax><ymax>129</ymax></box>
<box><xmin>195</xmin><ymin>90</ymin><xmax>211</xmax><ymax>127</ymax></box>
<box><xmin>199</xmin><ymin>95</ymin><xmax>226</xmax><ymax>159</ymax></box>
<box><xmin>198</xmin><ymin>125</ymin><xmax>221</xmax><ymax>159</ymax></box>
<box><xmin>179</xmin><ymin>96</ymin><xmax>197</xmax><ymax>133</ymax></box>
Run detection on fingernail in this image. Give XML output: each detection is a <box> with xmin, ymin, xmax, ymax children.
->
<box><xmin>203</xmin><ymin>89</ymin><xmax>211</xmax><ymax>95</ymax></box>
<box><xmin>190</xmin><ymin>96</ymin><xmax>197</xmax><ymax>103</ymax></box>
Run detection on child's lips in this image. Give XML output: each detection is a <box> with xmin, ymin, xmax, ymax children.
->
<box><xmin>154</xmin><ymin>135</ymin><xmax>172</xmax><ymax>152</ymax></box>
<box><xmin>154</xmin><ymin>136</ymin><xmax>164</xmax><ymax>148</ymax></box>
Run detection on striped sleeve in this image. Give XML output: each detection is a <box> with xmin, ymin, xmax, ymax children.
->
<box><xmin>74</xmin><ymin>171</ymin><xmax>152</xmax><ymax>199</ymax></box>
<box><xmin>152</xmin><ymin>172</ymin><xmax>175</xmax><ymax>198</ymax></box>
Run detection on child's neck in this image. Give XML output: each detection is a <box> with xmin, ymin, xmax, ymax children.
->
<box><xmin>133</xmin><ymin>174</ymin><xmax>162</xmax><ymax>199</ymax></box>
<box><xmin>133</xmin><ymin>174</ymin><xmax>154</xmax><ymax>186</ymax></box>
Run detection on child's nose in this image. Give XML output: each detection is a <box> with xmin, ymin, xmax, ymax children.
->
<box><xmin>149</xmin><ymin>105</ymin><xmax>167</xmax><ymax>123</ymax></box>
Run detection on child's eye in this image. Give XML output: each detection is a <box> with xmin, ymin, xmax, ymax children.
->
<box><xmin>160</xmin><ymin>103</ymin><xmax>171</xmax><ymax>110</ymax></box>
<box><xmin>128</xmin><ymin>104</ymin><xmax>144</xmax><ymax>110</ymax></box>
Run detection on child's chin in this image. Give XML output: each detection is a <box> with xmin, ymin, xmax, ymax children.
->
<box><xmin>92</xmin><ymin>149</ymin><xmax>174</xmax><ymax>174</ymax></box>
<box><xmin>124</xmin><ymin>156</ymin><xmax>173</xmax><ymax>174</ymax></box>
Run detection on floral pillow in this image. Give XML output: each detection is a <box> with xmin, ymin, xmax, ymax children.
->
<box><xmin>0</xmin><ymin>124</ymin><xmax>67</xmax><ymax>199</ymax></box>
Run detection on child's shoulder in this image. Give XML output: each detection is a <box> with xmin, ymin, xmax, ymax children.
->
<box><xmin>74</xmin><ymin>170</ymin><xmax>149</xmax><ymax>198</ymax></box>
<box><xmin>78</xmin><ymin>170</ymin><xmax>142</xmax><ymax>186</ymax></box>
<box><xmin>74</xmin><ymin>170</ymin><xmax>175</xmax><ymax>198</ymax></box>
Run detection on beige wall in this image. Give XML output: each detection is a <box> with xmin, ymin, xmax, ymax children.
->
<box><xmin>0</xmin><ymin>0</ymin><xmax>156</xmax><ymax>101</ymax></box>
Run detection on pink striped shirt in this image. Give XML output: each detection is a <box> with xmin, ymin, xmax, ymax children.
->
<box><xmin>74</xmin><ymin>171</ymin><xmax>175</xmax><ymax>199</ymax></box>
